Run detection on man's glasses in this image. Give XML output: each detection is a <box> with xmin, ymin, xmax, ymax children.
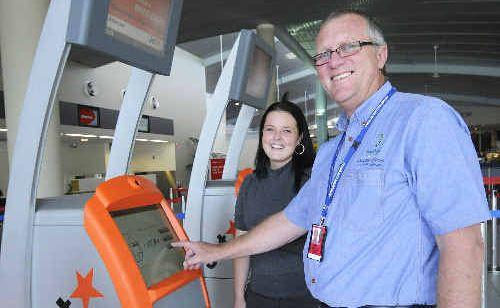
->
<box><xmin>312</xmin><ymin>41</ymin><xmax>378</xmax><ymax>66</ymax></box>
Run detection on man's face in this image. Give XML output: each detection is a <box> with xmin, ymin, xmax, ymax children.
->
<box><xmin>315</xmin><ymin>14</ymin><xmax>387</xmax><ymax>116</ymax></box>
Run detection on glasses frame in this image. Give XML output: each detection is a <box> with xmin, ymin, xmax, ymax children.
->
<box><xmin>312</xmin><ymin>41</ymin><xmax>378</xmax><ymax>67</ymax></box>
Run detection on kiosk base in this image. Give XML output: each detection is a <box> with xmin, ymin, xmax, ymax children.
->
<box><xmin>32</xmin><ymin>193</ymin><xmax>206</xmax><ymax>307</ymax></box>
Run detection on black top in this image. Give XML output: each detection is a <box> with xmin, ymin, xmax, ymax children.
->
<box><xmin>234</xmin><ymin>162</ymin><xmax>310</xmax><ymax>298</ymax></box>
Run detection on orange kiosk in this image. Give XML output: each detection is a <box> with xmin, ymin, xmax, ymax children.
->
<box><xmin>85</xmin><ymin>175</ymin><xmax>210</xmax><ymax>307</ymax></box>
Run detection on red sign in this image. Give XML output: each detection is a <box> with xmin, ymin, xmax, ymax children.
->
<box><xmin>78</xmin><ymin>106</ymin><xmax>99</xmax><ymax>127</ymax></box>
<box><xmin>210</xmin><ymin>158</ymin><xmax>225</xmax><ymax>180</ymax></box>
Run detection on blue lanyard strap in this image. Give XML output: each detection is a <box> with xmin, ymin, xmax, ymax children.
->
<box><xmin>320</xmin><ymin>87</ymin><xmax>397</xmax><ymax>226</ymax></box>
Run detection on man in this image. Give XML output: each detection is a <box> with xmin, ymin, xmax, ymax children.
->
<box><xmin>174</xmin><ymin>10</ymin><xmax>490</xmax><ymax>308</ymax></box>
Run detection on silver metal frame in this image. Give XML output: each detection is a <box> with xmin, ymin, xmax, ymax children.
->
<box><xmin>105</xmin><ymin>68</ymin><xmax>154</xmax><ymax>179</ymax></box>
<box><xmin>0</xmin><ymin>1</ymin><xmax>72</xmax><ymax>306</ymax></box>
<box><xmin>184</xmin><ymin>35</ymin><xmax>241</xmax><ymax>240</ymax></box>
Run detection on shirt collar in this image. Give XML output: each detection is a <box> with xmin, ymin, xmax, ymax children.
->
<box><xmin>336</xmin><ymin>81</ymin><xmax>393</xmax><ymax>132</ymax></box>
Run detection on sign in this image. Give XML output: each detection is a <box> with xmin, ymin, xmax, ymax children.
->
<box><xmin>78</xmin><ymin>106</ymin><xmax>100</xmax><ymax>127</ymax></box>
<box><xmin>209</xmin><ymin>158</ymin><xmax>225</xmax><ymax>180</ymax></box>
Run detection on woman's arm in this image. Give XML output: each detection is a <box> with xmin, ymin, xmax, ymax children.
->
<box><xmin>233</xmin><ymin>229</ymin><xmax>249</xmax><ymax>308</ymax></box>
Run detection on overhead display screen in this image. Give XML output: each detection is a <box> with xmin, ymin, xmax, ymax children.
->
<box><xmin>245</xmin><ymin>46</ymin><xmax>272</xmax><ymax>100</ymax></box>
<box><xmin>106</xmin><ymin>0</ymin><xmax>171</xmax><ymax>55</ymax></box>
<box><xmin>111</xmin><ymin>204</ymin><xmax>184</xmax><ymax>287</ymax></box>
<box><xmin>228</xmin><ymin>30</ymin><xmax>276</xmax><ymax>109</ymax></box>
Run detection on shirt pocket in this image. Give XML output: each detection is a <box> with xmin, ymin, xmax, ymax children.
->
<box><xmin>338</xmin><ymin>168</ymin><xmax>384</xmax><ymax>232</ymax></box>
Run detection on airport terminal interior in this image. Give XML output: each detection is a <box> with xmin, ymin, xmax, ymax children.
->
<box><xmin>0</xmin><ymin>0</ymin><xmax>500</xmax><ymax>307</ymax></box>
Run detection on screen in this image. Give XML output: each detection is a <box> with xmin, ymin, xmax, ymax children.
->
<box><xmin>105</xmin><ymin>0</ymin><xmax>171</xmax><ymax>55</ymax></box>
<box><xmin>245</xmin><ymin>46</ymin><xmax>272</xmax><ymax>99</ymax></box>
<box><xmin>111</xmin><ymin>204</ymin><xmax>184</xmax><ymax>287</ymax></box>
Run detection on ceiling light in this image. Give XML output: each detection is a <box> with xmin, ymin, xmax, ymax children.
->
<box><xmin>65</xmin><ymin>133</ymin><xmax>84</xmax><ymax>137</ymax></box>
<box><xmin>0</xmin><ymin>128</ymin><xmax>7</xmax><ymax>132</ymax></box>
<box><xmin>433</xmin><ymin>44</ymin><xmax>440</xmax><ymax>78</ymax></box>
<box><xmin>285</xmin><ymin>52</ymin><xmax>297</xmax><ymax>60</ymax></box>
<box><xmin>80</xmin><ymin>138</ymin><xmax>89</xmax><ymax>142</ymax></box>
<box><xmin>136</xmin><ymin>138</ymin><xmax>149</xmax><ymax>142</ymax></box>
<box><xmin>327</xmin><ymin>117</ymin><xmax>339</xmax><ymax>125</ymax></box>
<box><xmin>99</xmin><ymin>135</ymin><xmax>114</xmax><ymax>139</ymax></box>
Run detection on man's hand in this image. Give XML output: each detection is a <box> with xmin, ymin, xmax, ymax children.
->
<box><xmin>171</xmin><ymin>241</ymin><xmax>221</xmax><ymax>270</ymax></box>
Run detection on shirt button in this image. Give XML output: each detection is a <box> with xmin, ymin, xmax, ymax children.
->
<box><xmin>348</xmin><ymin>136</ymin><xmax>353</xmax><ymax>142</ymax></box>
<box><xmin>311</xmin><ymin>278</ymin><xmax>316</xmax><ymax>284</ymax></box>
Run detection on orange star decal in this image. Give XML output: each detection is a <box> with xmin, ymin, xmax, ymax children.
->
<box><xmin>225</xmin><ymin>220</ymin><xmax>236</xmax><ymax>236</ymax></box>
<box><xmin>70</xmin><ymin>268</ymin><xmax>104</xmax><ymax>308</ymax></box>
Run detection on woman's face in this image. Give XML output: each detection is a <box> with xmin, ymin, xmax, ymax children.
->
<box><xmin>262</xmin><ymin>111</ymin><xmax>301</xmax><ymax>170</ymax></box>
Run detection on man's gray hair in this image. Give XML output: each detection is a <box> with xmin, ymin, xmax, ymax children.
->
<box><xmin>321</xmin><ymin>9</ymin><xmax>386</xmax><ymax>46</ymax></box>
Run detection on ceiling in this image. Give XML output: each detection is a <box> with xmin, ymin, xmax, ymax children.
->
<box><xmin>177</xmin><ymin>0</ymin><xmax>500</xmax><ymax>133</ymax></box>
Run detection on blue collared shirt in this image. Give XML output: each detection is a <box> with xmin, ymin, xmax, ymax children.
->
<box><xmin>284</xmin><ymin>81</ymin><xmax>490</xmax><ymax>307</ymax></box>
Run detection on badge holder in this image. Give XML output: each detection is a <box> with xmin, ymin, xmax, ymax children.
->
<box><xmin>307</xmin><ymin>224</ymin><xmax>327</xmax><ymax>261</ymax></box>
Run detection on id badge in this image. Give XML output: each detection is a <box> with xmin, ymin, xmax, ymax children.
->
<box><xmin>307</xmin><ymin>224</ymin><xmax>327</xmax><ymax>261</ymax></box>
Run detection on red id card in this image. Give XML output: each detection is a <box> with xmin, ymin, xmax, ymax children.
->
<box><xmin>307</xmin><ymin>224</ymin><xmax>327</xmax><ymax>261</ymax></box>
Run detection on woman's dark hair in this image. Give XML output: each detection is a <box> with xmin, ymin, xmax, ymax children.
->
<box><xmin>254</xmin><ymin>95</ymin><xmax>315</xmax><ymax>192</ymax></box>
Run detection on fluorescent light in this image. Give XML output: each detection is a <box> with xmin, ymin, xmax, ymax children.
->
<box><xmin>0</xmin><ymin>128</ymin><xmax>7</xmax><ymax>132</ymax></box>
<box><xmin>150</xmin><ymin>139</ymin><xmax>169</xmax><ymax>143</ymax></box>
<box><xmin>64</xmin><ymin>133</ymin><xmax>97</xmax><ymax>138</ymax></box>
<box><xmin>285</xmin><ymin>52</ymin><xmax>297</xmax><ymax>60</ymax></box>
<box><xmin>136</xmin><ymin>138</ymin><xmax>149</xmax><ymax>142</ymax></box>
<box><xmin>80</xmin><ymin>138</ymin><xmax>89</xmax><ymax>142</ymax></box>
<box><xmin>99</xmin><ymin>135</ymin><xmax>114</xmax><ymax>140</ymax></box>
<box><xmin>65</xmin><ymin>133</ymin><xmax>84</xmax><ymax>137</ymax></box>
<box><xmin>327</xmin><ymin>117</ymin><xmax>339</xmax><ymax>125</ymax></box>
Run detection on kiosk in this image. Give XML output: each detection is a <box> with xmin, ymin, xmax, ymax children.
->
<box><xmin>184</xmin><ymin>30</ymin><xmax>275</xmax><ymax>307</ymax></box>
<box><xmin>0</xmin><ymin>0</ymin><xmax>210</xmax><ymax>307</ymax></box>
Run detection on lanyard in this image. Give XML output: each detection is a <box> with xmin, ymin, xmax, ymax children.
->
<box><xmin>319</xmin><ymin>87</ymin><xmax>396</xmax><ymax>226</ymax></box>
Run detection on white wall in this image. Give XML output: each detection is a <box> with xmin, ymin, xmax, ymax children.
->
<box><xmin>130</xmin><ymin>142</ymin><xmax>176</xmax><ymax>173</ymax></box>
<box><xmin>235</xmin><ymin>133</ymin><xmax>259</xmax><ymax>171</ymax></box>
<box><xmin>60</xmin><ymin>141</ymin><xmax>107</xmax><ymax>193</ymax></box>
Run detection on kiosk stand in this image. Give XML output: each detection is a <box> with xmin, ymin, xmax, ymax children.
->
<box><xmin>184</xmin><ymin>30</ymin><xmax>275</xmax><ymax>307</ymax></box>
<box><xmin>0</xmin><ymin>0</ymin><xmax>210</xmax><ymax>307</ymax></box>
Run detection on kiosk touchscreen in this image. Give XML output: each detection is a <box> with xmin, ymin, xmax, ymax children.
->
<box><xmin>85</xmin><ymin>175</ymin><xmax>210</xmax><ymax>307</ymax></box>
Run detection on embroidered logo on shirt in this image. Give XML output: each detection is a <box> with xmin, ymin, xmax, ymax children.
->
<box><xmin>358</xmin><ymin>133</ymin><xmax>384</xmax><ymax>167</ymax></box>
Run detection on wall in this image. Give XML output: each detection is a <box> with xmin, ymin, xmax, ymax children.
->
<box><xmin>237</xmin><ymin>133</ymin><xmax>259</xmax><ymax>171</ymax></box>
<box><xmin>129</xmin><ymin>142</ymin><xmax>176</xmax><ymax>173</ymax></box>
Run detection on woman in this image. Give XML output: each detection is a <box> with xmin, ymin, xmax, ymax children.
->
<box><xmin>233</xmin><ymin>97</ymin><xmax>317</xmax><ymax>308</ymax></box>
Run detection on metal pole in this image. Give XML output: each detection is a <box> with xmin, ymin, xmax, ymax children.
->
<box><xmin>482</xmin><ymin>221</ymin><xmax>488</xmax><ymax>308</ymax></box>
<box><xmin>492</xmin><ymin>189</ymin><xmax>498</xmax><ymax>271</ymax></box>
